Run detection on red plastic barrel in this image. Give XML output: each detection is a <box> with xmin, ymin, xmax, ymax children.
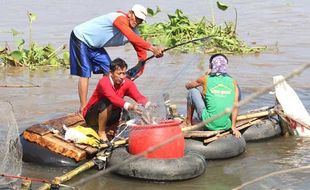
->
<box><xmin>128</xmin><ymin>120</ymin><xmax>184</xmax><ymax>159</ymax></box>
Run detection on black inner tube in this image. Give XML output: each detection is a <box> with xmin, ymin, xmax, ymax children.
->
<box><xmin>109</xmin><ymin>147</ymin><xmax>207</xmax><ymax>181</ymax></box>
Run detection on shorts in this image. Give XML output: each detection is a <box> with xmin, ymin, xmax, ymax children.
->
<box><xmin>84</xmin><ymin>98</ymin><xmax>122</xmax><ymax>128</ymax></box>
<box><xmin>69</xmin><ymin>31</ymin><xmax>111</xmax><ymax>77</ymax></box>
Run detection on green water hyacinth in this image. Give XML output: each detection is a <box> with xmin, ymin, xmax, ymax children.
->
<box><xmin>0</xmin><ymin>34</ymin><xmax>69</xmax><ymax>69</ymax></box>
<box><xmin>0</xmin><ymin>11</ymin><xmax>69</xmax><ymax>69</ymax></box>
<box><xmin>139</xmin><ymin>5</ymin><xmax>266</xmax><ymax>54</ymax></box>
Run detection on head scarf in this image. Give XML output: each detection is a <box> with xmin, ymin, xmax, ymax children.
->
<box><xmin>210</xmin><ymin>55</ymin><xmax>228</xmax><ymax>74</ymax></box>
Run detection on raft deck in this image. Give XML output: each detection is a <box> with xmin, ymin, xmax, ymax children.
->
<box><xmin>23</xmin><ymin>113</ymin><xmax>98</xmax><ymax>162</ymax></box>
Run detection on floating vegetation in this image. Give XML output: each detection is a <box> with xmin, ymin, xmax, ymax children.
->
<box><xmin>0</xmin><ymin>11</ymin><xmax>69</xmax><ymax>69</ymax></box>
<box><xmin>139</xmin><ymin>2</ymin><xmax>266</xmax><ymax>54</ymax></box>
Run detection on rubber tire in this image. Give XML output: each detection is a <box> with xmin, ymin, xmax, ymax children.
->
<box><xmin>20</xmin><ymin>135</ymin><xmax>83</xmax><ymax>167</ymax></box>
<box><xmin>185</xmin><ymin>134</ymin><xmax>246</xmax><ymax>160</ymax></box>
<box><xmin>242</xmin><ymin>119</ymin><xmax>281</xmax><ymax>142</ymax></box>
<box><xmin>109</xmin><ymin>147</ymin><xmax>207</xmax><ymax>181</ymax></box>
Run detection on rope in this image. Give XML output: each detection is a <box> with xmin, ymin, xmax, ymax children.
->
<box><xmin>110</xmin><ymin>123</ymin><xmax>128</xmax><ymax>143</ymax></box>
<box><xmin>0</xmin><ymin>174</ymin><xmax>77</xmax><ymax>189</ymax></box>
<box><xmin>1</xmin><ymin>174</ymin><xmax>52</xmax><ymax>184</ymax></box>
<box><xmin>232</xmin><ymin>165</ymin><xmax>310</xmax><ymax>190</ymax></box>
<box><xmin>0</xmin><ymin>100</ymin><xmax>15</xmax><ymax>113</ymax></box>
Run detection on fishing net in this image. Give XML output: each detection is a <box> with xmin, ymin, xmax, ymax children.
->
<box><xmin>0</xmin><ymin>102</ymin><xmax>22</xmax><ymax>188</ymax></box>
<box><xmin>112</xmin><ymin>101</ymin><xmax>167</xmax><ymax>141</ymax></box>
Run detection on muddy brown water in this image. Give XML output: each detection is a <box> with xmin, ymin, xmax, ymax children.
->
<box><xmin>1</xmin><ymin>0</ymin><xmax>310</xmax><ymax>189</ymax></box>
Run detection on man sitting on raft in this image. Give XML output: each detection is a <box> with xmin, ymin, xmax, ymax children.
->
<box><xmin>82</xmin><ymin>58</ymin><xmax>151</xmax><ymax>141</ymax></box>
<box><xmin>183</xmin><ymin>53</ymin><xmax>241</xmax><ymax>138</ymax></box>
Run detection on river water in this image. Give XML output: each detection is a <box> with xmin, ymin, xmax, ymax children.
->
<box><xmin>1</xmin><ymin>0</ymin><xmax>310</xmax><ymax>189</ymax></box>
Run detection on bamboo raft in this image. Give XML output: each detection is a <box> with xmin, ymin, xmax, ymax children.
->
<box><xmin>22</xmin><ymin>107</ymin><xmax>277</xmax><ymax>163</ymax></box>
<box><xmin>24</xmin><ymin>75</ymin><xmax>308</xmax><ymax>189</ymax></box>
<box><xmin>22</xmin><ymin>113</ymin><xmax>97</xmax><ymax>162</ymax></box>
<box><xmin>20</xmin><ymin>106</ymin><xmax>281</xmax><ymax>190</ymax></box>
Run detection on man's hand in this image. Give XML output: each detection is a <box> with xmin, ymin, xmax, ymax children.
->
<box><xmin>78</xmin><ymin>105</ymin><xmax>86</xmax><ymax>114</ymax></box>
<box><xmin>145</xmin><ymin>102</ymin><xmax>158</xmax><ymax>112</ymax></box>
<box><xmin>185</xmin><ymin>81</ymin><xmax>193</xmax><ymax>89</ymax></box>
<box><xmin>129</xmin><ymin>104</ymin><xmax>142</xmax><ymax>115</ymax></box>
<box><xmin>126</xmin><ymin>61</ymin><xmax>145</xmax><ymax>80</ymax></box>
<box><xmin>232</xmin><ymin>128</ymin><xmax>241</xmax><ymax>138</ymax></box>
<box><xmin>150</xmin><ymin>46</ymin><xmax>163</xmax><ymax>58</ymax></box>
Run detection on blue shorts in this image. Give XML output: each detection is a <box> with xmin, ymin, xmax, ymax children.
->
<box><xmin>69</xmin><ymin>31</ymin><xmax>111</xmax><ymax>77</ymax></box>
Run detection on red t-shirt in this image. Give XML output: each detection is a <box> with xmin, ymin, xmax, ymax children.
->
<box><xmin>113</xmin><ymin>14</ymin><xmax>151</xmax><ymax>60</ymax></box>
<box><xmin>83</xmin><ymin>75</ymin><xmax>148</xmax><ymax>117</ymax></box>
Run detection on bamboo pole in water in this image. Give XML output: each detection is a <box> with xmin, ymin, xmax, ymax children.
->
<box><xmin>37</xmin><ymin>139</ymin><xmax>127</xmax><ymax>190</ymax></box>
<box><xmin>21</xmin><ymin>179</ymin><xmax>32</xmax><ymax>190</ymax></box>
<box><xmin>37</xmin><ymin>161</ymin><xmax>95</xmax><ymax>190</ymax></box>
<box><xmin>0</xmin><ymin>84</ymin><xmax>40</xmax><ymax>88</ymax></box>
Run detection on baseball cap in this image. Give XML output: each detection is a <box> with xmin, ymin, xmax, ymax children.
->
<box><xmin>132</xmin><ymin>4</ymin><xmax>147</xmax><ymax>21</ymax></box>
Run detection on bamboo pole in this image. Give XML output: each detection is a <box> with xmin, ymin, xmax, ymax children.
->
<box><xmin>203</xmin><ymin>118</ymin><xmax>263</xmax><ymax>144</ymax></box>
<box><xmin>183</xmin><ymin>118</ymin><xmax>258</xmax><ymax>138</ymax></box>
<box><xmin>21</xmin><ymin>179</ymin><xmax>32</xmax><ymax>190</ymax></box>
<box><xmin>37</xmin><ymin>161</ymin><xmax>95</xmax><ymax>190</ymax></box>
<box><xmin>37</xmin><ymin>139</ymin><xmax>127</xmax><ymax>190</ymax></box>
<box><xmin>237</xmin><ymin>108</ymin><xmax>275</xmax><ymax>121</ymax></box>
<box><xmin>184</xmin><ymin>130</ymin><xmax>222</xmax><ymax>138</ymax></box>
<box><xmin>0</xmin><ymin>84</ymin><xmax>40</xmax><ymax>88</ymax></box>
<box><xmin>98</xmin><ymin>139</ymin><xmax>127</xmax><ymax>149</ymax></box>
<box><xmin>55</xmin><ymin>161</ymin><xmax>95</xmax><ymax>183</ymax></box>
<box><xmin>181</xmin><ymin>108</ymin><xmax>274</xmax><ymax>132</ymax></box>
<box><xmin>182</xmin><ymin>123</ymin><xmax>208</xmax><ymax>132</ymax></box>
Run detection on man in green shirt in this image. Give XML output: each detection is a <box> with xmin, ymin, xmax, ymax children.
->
<box><xmin>184</xmin><ymin>54</ymin><xmax>241</xmax><ymax>138</ymax></box>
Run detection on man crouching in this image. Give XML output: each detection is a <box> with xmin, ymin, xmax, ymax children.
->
<box><xmin>82</xmin><ymin>58</ymin><xmax>150</xmax><ymax>141</ymax></box>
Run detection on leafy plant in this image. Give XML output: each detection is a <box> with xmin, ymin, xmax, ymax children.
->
<box><xmin>139</xmin><ymin>2</ymin><xmax>266</xmax><ymax>54</ymax></box>
<box><xmin>217</xmin><ymin>1</ymin><xmax>228</xmax><ymax>11</ymax></box>
<box><xmin>0</xmin><ymin>11</ymin><xmax>69</xmax><ymax>69</ymax></box>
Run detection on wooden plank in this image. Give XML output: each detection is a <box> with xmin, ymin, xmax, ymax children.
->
<box><xmin>26</xmin><ymin>124</ymin><xmax>50</xmax><ymax>136</ymax></box>
<box><xmin>23</xmin><ymin>130</ymin><xmax>42</xmax><ymax>143</ymax></box>
<box><xmin>41</xmin><ymin>113</ymin><xmax>86</xmax><ymax>131</ymax></box>
<box><xmin>23</xmin><ymin>131</ymin><xmax>87</xmax><ymax>161</ymax></box>
<box><xmin>184</xmin><ymin>130</ymin><xmax>221</xmax><ymax>138</ymax></box>
<box><xmin>52</xmin><ymin>133</ymin><xmax>98</xmax><ymax>155</ymax></box>
<box><xmin>74</xmin><ymin>144</ymin><xmax>98</xmax><ymax>155</ymax></box>
<box><xmin>26</xmin><ymin>113</ymin><xmax>86</xmax><ymax>136</ymax></box>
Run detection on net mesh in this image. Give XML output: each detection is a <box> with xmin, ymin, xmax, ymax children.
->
<box><xmin>0</xmin><ymin>102</ymin><xmax>22</xmax><ymax>187</ymax></box>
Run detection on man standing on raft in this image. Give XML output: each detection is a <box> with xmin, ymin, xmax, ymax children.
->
<box><xmin>69</xmin><ymin>4</ymin><xmax>163</xmax><ymax>113</ymax></box>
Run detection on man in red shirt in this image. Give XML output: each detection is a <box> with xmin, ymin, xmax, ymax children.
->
<box><xmin>83</xmin><ymin>58</ymin><xmax>150</xmax><ymax>141</ymax></box>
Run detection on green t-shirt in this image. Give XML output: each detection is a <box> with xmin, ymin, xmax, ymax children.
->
<box><xmin>202</xmin><ymin>74</ymin><xmax>235</xmax><ymax>131</ymax></box>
